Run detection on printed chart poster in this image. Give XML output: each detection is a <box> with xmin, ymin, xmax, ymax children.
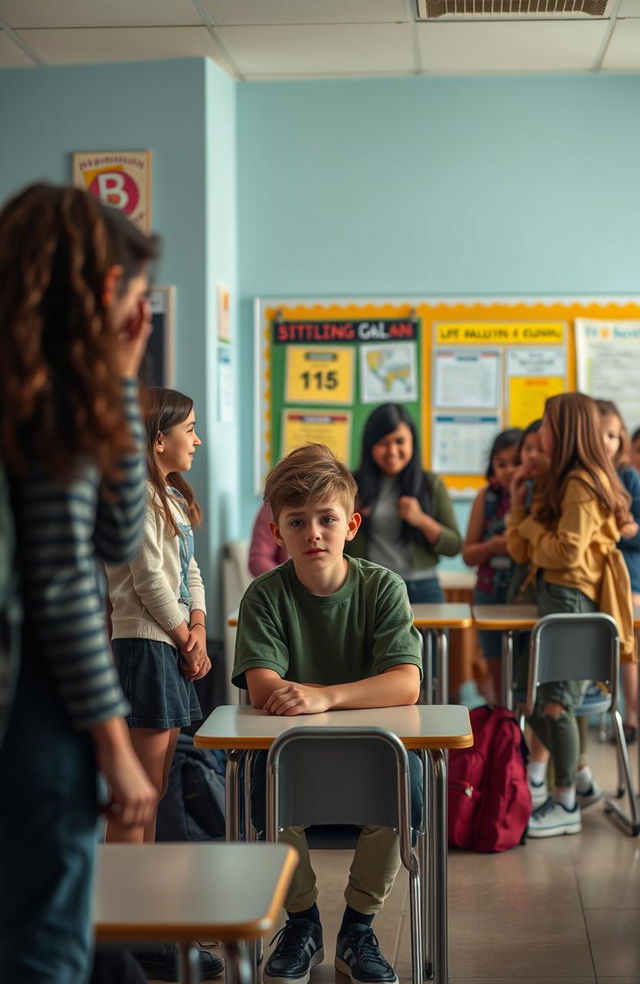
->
<box><xmin>282</xmin><ymin>410</ymin><xmax>351</xmax><ymax>463</ymax></box>
<box><xmin>433</xmin><ymin>350</ymin><xmax>500</xmax><ymax>410</ymax></box>
<box><xmin>432</xmin><ymin>414</ymin><xmax>500</xmax><ymax>475</ymax></box>
<box><xmin>507</xmin><ymin>348</ymin><xmax>566</xmax><ymax>428</ymax></box>
<box><xmin>286</xmin><ymin>346</ymin><xmax>354</xmax><ymax>405</ymax></box>
<box><xmin>360</xmin><ymin>342</ymin><xmax>417</xmax><ymax>404</ymax></box>
<box><xmin>72</xmin><ymin>151</ymin><xmax>152</xmax><ymax>231</ymax></box>
<box><xmin>576</xmin><ymin>320</ymin><xmax>640</xmax><ymax>431</ymax></box>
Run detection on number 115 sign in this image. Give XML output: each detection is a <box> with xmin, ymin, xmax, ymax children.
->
<box><xmin>285</xmin><ymin>346</ymin><xmax>354</xmax><ymax>405</ymax></box>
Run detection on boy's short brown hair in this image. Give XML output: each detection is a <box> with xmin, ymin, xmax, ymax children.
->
<box><xmin>264</xmin><ymin>444</ymin><xmax>357</xmax><ymax>522</ymax></box>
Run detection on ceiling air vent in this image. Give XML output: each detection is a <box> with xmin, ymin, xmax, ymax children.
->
<box><xmin>416</xmin><ymin>0</ymin><xmax>610</xmax><ymax>17</ymax></box>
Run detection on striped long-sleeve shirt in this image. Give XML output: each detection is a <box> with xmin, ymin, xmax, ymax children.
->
<box><xmin>11</xmin><ymin>378</ymin><xmax>146</xmax><ymax>730</ymax></box>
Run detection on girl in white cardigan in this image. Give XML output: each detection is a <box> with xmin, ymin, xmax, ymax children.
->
<box><xmin>106</xmin><ymin>387</ymin><xmax>211</xmax><ymax>845</ymax></box>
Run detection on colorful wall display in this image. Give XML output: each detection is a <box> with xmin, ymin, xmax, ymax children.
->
<box><xmin>256</xmin><ymin>298</ymin><xmax>640</xmax><ymax>496</ymax></box>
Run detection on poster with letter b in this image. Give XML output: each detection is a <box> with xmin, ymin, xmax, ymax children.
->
<box><xmin>72</xmin><ymin>151</ymin><xmax>152</xmax><ymax>232</ymax></box>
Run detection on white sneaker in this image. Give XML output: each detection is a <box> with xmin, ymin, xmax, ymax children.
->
<box><xmin>527</xmin><ymin>797</ymin><xmax>582</xmax><ymax>838</ymax></box>
<box><xmin>529</xmin><ymin>779</ymin><xmax>548</xmax><ymax>810</ymax></box>
<box><xmin>575</xmin><ymin>775</ymin><xmax>602</xmax><ymax>809</ymax></box>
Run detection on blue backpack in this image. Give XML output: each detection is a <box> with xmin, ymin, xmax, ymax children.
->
<box><xmin>156</xmin><ymin>734</ymin><xmax>226</xmax><ymax>841</ymax></box>
<box><xmin>0</xmin><ymin>465</ymin><xmax>21</xmax><ymax>745</ymax></box>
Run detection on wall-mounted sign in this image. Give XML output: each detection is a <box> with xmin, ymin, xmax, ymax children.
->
<box><xmin>72</xmin><ymin>150</ymin><xmax>152</xmax><ymax>231</ymax></box>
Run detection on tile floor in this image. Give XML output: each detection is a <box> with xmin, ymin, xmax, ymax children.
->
<box><xmin>152</xmin><ymin>730</ymin><xmax>640</xmax><ymax>984</ymax></box>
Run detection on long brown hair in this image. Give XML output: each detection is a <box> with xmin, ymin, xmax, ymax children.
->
<box><xmin>0</xmin><ymin>183</ymin><xmax>159</xmax><ymax>480</ymax></box>
<box><xmin>144</xmin><ymin>387</ymin><xmax>202</xmax><ymax>535</ymax></box>
<box><xmin>536</xmin><ymin>392</ymin><xmax>630</xmax><ymax>529</ymax></box>
<box><xmin>595</xmin><ymin>398</ymin><xmax>631</xmax><ymax>469</ymax></box>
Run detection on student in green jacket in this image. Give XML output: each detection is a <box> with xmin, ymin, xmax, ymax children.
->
<box><xmin>349</xmin><ymin>403</ymin><xmax>461</xmax><ymax>603</ymax></box>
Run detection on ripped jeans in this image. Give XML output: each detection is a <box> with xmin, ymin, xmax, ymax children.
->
<box><xmin>526</xmin><ymin>578</ymin><xmax>596</xmax><ymax>787</ymax></box>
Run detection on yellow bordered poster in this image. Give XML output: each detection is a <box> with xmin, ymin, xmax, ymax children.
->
<box><xmin>282</xmin><ymin>409</ymin><xmax>351</xmax><ymax>462</ymax></box>
<box><xmin>285</xmin><ymin>346</ymin><xmax>354</xmax><ymax>404</ymax></box>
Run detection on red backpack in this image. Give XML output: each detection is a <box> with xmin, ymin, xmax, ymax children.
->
<box><xmin>448</xmin><ymin>705</ymin><xmax>532</xmax><ymax>852</ymax></box>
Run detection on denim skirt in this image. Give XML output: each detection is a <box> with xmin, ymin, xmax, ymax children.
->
<box><xmin>113</xmin><ymin>638</ymin><xmax>202</xmax><ymax>729</ymax></box>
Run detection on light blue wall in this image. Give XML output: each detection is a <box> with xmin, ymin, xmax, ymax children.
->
<box><xmin>0</xmin><ymin>57</ymin><xmax>236</xmax><ymax>629</ymax></box>
<box><xmin>237</xmin><ymin>74</ymin><xmax>640</xmax><ymax>567</ymax></box>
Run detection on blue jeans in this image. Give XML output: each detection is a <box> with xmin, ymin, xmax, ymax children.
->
<box><xmin>474</xmin><ymin>585</ymin><xmax>509</xmax><ymax>662</ymax></box>
<box><xmin>403</xmin><ymin>576</ymin><xmax>444</xmax><ymax>605</ymax></box>
<box><xmin>0</xmin><ymin>641</ymin><xmax>98</xmax><ymax>984</ymax></box>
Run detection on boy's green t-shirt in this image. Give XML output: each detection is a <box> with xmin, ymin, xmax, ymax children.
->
<box><xmin>232</xmin><ymin>556</ymin><xmax>423</xmax><ymax>690</ymax></box>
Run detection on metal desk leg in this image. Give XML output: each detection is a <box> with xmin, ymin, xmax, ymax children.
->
<box><xmin>177</xmin><ymin>942</ymin><xmax>200</xmax><ymax>984</ymax></box>
<box><xmin>420</xmin><ymin>749</ymin><xmax>432</xmax><ymax>980</ymax></box>
<box><xmin>224</xmin><ymin>940</ymin><xmax>255</xmax><ymax>984</ymax></box>
<box><xmin>226</xmin><ymin>749</ymin><xmax>243</xmax><ymax>842</ymax></box>
<box><xmin>501</xmin><ymin>631</ymin><xmax>514</xmax><ymax>711</ymax></box>
<box><xmin>603</xmin><ymin>635</ymin><xmax>640</xmax><ymax>836</ymax></box>
<box><xmin>242</xmin><ymin>751</ymin><xmax>263</xmax><ymax>970</ymax></box>
<box><xmin>435</xmin><ymin>629</ymin><xmax>449</xmax><ymax>705</ymax></box>
<box><xmin>428</xmin><ymin>749</ymin><xmax>449</xmax><ymax>984</ymax></box>
<box><xmin>421</xmin><ymin>631</ymin><xmax>433</xmax><ymax>705</ymax></box>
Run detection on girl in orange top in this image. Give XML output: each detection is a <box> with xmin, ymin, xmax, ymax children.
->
<box><xmin>506</xmin><ymin>392</ymin><xmax>633</xmax><ymax>839</ymax></box>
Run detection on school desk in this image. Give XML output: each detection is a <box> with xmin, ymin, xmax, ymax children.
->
<box><xmin>472</xmin><ymin>604</ymin><xmax>538</xmax><ymax>709</ymax></box>
<box><xmin>94</xmin><ymin>842</ymin><xmax>297</xmax><ymax>984</ymax></box>
<box><xmin>195</xmin><ymin>703</ymin><xmax>473</xmax><ymax>984</ymax></box>
<box><xmin>412</xmin><ymin>603</ymin><xmax>473</xmax><ymax>704</ymax></box>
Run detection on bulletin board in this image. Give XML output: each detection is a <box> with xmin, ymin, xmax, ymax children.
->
<box><xmin>255</xmin><ymin>297</ymin><xmax>640</xmax><ymax>496</ymax></box>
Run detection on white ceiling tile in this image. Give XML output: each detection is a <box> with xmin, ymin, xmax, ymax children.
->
<box><xmin>0</xmin><ymin>32</ymin><xmax>33</xmax><ymax>67</ymax></box>
<box><xmin>217</xmin><ymin>23</ymin><xmax>414</xmax><ymax>76</ymax></box>
<box><xmin>1</xmin><ymin>1</ymin><xmax>199</xmax><ymax>29</ymax></box>
<box><xmin>417</xmin><ymin>21</ymin><xmax>608</xmax><ymax>73</ymax></box>
<box><xmin>18</xmin><ymin>26</ymin><xmax>225</xmax><ymax>66</ymax></box>
<box><xmin>204</xmin><ymin>0</ymin><xmax>408</xmax><ymax>25</ymax></box>
<box><xmin>603</xmin><ymin>19</ymin><xmax>640</xmax><ymax>68</ymax></box>
<box><xmin>619</xmin><ymin>0</ymin><xmax>640</xmax><ymax>16</ymax></box>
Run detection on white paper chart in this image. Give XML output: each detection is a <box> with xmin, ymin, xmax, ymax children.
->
<box><xmin>433</xmin><ymin>350</ymin><xmax>500</xmax><ymax>410</ymax></box>
<box><xmin>576</xmin><ymin>319</ymin><xmax>640</xmax><ymax>431</ymax></box>
<box><xmin>432</xmin><ymin>413</ymin><xmax>500</xmax><ymax>474</ymax></box>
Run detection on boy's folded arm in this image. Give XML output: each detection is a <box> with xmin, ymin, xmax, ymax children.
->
<box><xmin>249</xmin><ymin>664</ymin><xmax>421</xmax><ymax>716</ymax></box>
<box><xmin>323</xmin><ymin>664</ymin><xmax>421</xmax><ymax>710</ymax></box>
<box><xmin>245</xmin><ymin>667</ymin><xmax>287</xmax><ymax>708</ymax></box>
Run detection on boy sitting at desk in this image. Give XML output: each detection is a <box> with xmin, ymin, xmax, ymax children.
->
<box><xmin>233</xmin><ymin>443</ymin><xmax>423</xmax><ymax>984</ymax></box>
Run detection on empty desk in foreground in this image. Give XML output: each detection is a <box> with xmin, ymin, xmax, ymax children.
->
<box><xmin>472</xmin><ymin>604</ymin><xmax>537</xmax><ymax>709</ymax></box>
<box><xmin>195</xmin><ymin>703</ymin><xmax>472</xmax><ymax>984</ymax></box>
<box><xmin>94</xmin><ymin>842</ymin><xmax>297</xmax><ymax>984</ymax></box>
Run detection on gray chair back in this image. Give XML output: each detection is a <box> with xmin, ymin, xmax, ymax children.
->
<box><xmin>266</xmin><ymin>726</ymin><xmax>410</xmax><ymax>832</ymax></box>
<box><xmin>525</xmin><ymin>612</ymin><xmax>620</xmax><ymax>716</ymax></box>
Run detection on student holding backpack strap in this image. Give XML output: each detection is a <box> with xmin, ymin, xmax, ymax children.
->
<box><xmin>506</xmin><ymin>392</ymin><xmax>635</xmax><ymax>838</ymax></box>
<box><xmin>0</xmin><ymin>184</ymin><xmax>156</xmax><ymax>984</ymax></box>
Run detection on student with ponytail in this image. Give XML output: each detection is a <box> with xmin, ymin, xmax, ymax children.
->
<box><xmin>507</xmin><ymin>392</ymin><xmax>634</xmax><ymax>838</ymax></box>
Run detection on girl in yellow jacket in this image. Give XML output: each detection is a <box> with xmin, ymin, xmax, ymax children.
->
<box><xmin>506</xmin><ymin>392</ymin><xmax>633</xmax><ymax>839</ymax></box>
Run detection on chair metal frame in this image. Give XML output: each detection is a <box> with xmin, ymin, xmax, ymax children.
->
<box><xmin>265</xmin><ymin>726</ymin><xmax>425</xmax><ymax>984</ymax></box>
<box><xmin>522</xmin><ymin>612</ymin><xmax>639</xmax><ymax>837</ymax></box>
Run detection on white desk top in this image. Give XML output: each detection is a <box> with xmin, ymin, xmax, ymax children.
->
<box><xmin>94</xmin><ymin>843</ymin><xmax>297</xmax><ymax>942</ymax></box>
<box><xmin>194</xmin><ymin>704</ymin><xmax>473</xmax><ymax>751</ymax></box>
<box><xmin>411</xmin><ymin>602</ymin><xmax>473</xmax><ymax>628</ymax></box>
<box><xmin>472</xmin><ymin>604</ymin><xmax>537</xmax><ymax>629</ymax></box>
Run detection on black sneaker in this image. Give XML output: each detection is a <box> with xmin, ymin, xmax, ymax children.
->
<box><xmin>263</xmin><ymin>918</ymin><xmax>324</xmax><ymax>984</ymax></box>
<box><xmin>130</xmin><ymin>943</ymin><xmax>224</xmax><ymax>980</ymax></box>
<box><xmin>335</xmin><ymin>925</ymin><xmax>398</xmax><ymax>984</ymax></box>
